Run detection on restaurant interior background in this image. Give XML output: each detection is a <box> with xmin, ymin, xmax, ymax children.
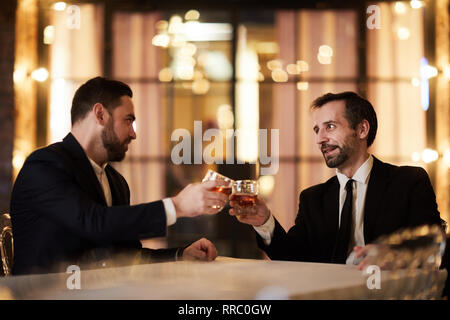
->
<box><xmin>3</xmin><ymin>0</ymin><xmax>449</xmax><ymax>259</ymax></box>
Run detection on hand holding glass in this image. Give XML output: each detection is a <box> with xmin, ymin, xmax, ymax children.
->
<box><xmin>202</xmin><ymin>170</ymin><xmax>234</xmax><ymax>209</ymax></box>
<box><xmin>230</xmin><ymin>180</ymin><xmax>259</xmax><ymax>214</ymax></box>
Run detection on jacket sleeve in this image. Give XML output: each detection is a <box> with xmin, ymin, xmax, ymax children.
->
<box><xmin>256</xmin><ymin>191</ymin><xmax>313</xmax><ymax>261</ymax></box>
<box><xmin>11</xmin><ymin>154</ymin><xmax>167</xmax><ymax>246</ymax></box>
<box><xmin>406</xmin><ymin>167</ymin><xmax>444</xmax><ymax>229</ymax></box>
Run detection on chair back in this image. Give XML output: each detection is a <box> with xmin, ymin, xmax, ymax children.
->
<box><xmin>0</xmin><ymin>214</ymin><xmax>13</xmax><ymax>276</ymax></box>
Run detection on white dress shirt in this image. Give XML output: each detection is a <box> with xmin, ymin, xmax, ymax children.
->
<box><xmin>254</xmin><ymin>155</ymin><xmax>374</xmax><ymax>265</ymax></box>
<box><xmin>87</xmin><ymin>157</ymin><xmax>177</xmax><ymax>226</ymax></box>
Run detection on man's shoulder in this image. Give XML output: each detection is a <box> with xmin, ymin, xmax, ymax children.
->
<box><xmin>374</xmin><ymin>157</ymin><xmax>429</xmax><ymax>182</ymax></box>
<box><xmin>300</xmin><ymin>175</ymin><xmax>338</xmax><ymax>198</ymax></box>
<box><xmin>27</xmin><ymin>142</ymin><xmax>69</xmax><ymax>163</ymax></box>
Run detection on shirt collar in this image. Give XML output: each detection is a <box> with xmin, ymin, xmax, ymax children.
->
<box><xmin>336</xmin><ymin>154</ymin><xmax>373</xmax><ymax>187</ymax></box>
<box><xmin>87</xmin><ymin>157</ymin><xmax>108</xmax><ymax>176</ymax></box>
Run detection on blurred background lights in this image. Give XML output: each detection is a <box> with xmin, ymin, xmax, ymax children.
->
<box><xmin>421</xmin><ymin>64</ymin><xmax>438</xmax><ymax>79</ymax></box>
<box><xmin>174</xmin><ymin>64</ymin><xmax>194</xmax><ymax>80</ymax></box>
<box><xmin>158</xmin><ymin>68</ymin><xmax>173</xmax><ymax>82</ymax></box>
<box><xmin>317</xmin><ymin>54</ymin><xmax>332</xmax><ymax>64</ymax></box>
<box><xmin>317</xmin><ymin>45</ymin><xmax>333</xmax><ymax>65</ymax></box>
<box><xmin>192</xmin><ymin>78</ymin><xmax>210</xmax><ymax>95</ymax></box>
<box><xmin>318</xmin><ymin>45</ymin><xmax>333</xmax><ymax>57</ymax></box>
<box><xmin>421</xmin><ymin>148</ymin><xmax>439</xmax><ymax>163</ymax></box>
<box><xmin>443</xmin><ymin>66</ymin><xmax>450</xmax><ymax>79</ymax></box>
<box><xmin>43</xmin><ymin>25</ymin><xmax>55</xmax><ymax>44</ymax></box>
<box><xmin>397</xmin><ymin>27</ymin><xmax>410</xmax><ymax>40</ymax></box>
<box><xmin>394</xmin><ymin>2</ymin><xmax>407</xmax><ymax>14</ymax></box>
<box><xmin>193</xmin><ymin>70</ymin><xmax>204</xmax><ymax>80</ymax></box>
<box><xmin>297</xmin><ymin>60</ymin><xmax>309</xmax><ymax>72</ymax></box>
<box><xmin>53</xmin><ymin>1</ymin><xmax>66</xmax><ymax>11</ymax></box>
<box><xmin>296</xmin><ymin>81</ymin><xmax>309</xmax><ymax>91</ymax></box>
<box><xmin>420</xmin><ymin>57</ymin><xmax>432</xmax><ymax>111</ymax></box>
<box><xmin>258</xmin><ymin>175</ymin><xmax>275</xmax><ymax>197</ymax></box>
<box><xmin>257</xmin><ymin>72</ymin><xmax>265</xmax><ymax>82</ymax></box>
<box><xmin>443</xmin><ymin>149</ymin><xmax>450</xmax><ymax>167</ymax></box>
<box><xmin>13</xmin><ymin>68</ymin><xmax>26</xmax><ymax>83</ymax></box>
<box><xmin>411</xmin><ymin>151</ymin><xmax>421</xmax><ymax>162</ymax></box>
<box><xmin>170</xmin><ymin>34</ymin><xmax>187</xmax><ymax>47</ymax></box>
<box><xmin>201</xmin><ymin>51</ymin><xmax>232</xmax><ymax>81</ymax></box>
<box><xmin>183</xmin><ymin>20</ymin><xmax>201</xmax><ymax>35</ymax></box>
<box><xmin>12</xmin><ymin>151</ymin><xmax>26</xmax><ymax>171</ymax></box>
<box><xmin>31</xmin><ymin>68</ymin><xmax>49</xmax><ymax>82</ymax></box>
<box><xmin>216</xmin><ymin>104</ymin><xmax>234</xmax><ymax>130</ymax></box>
<box><xmin>410</xmin><ymin>0</ymin><xmax>423</xmax><ymax>9</ymax></box>
<box><xmin>286</xmin><ymin>63</ymin><xmax>301</xmax><ymax>75</ymax></box>
<box><xmin>152</xmin><ymin>34</ymin><xmax>170</xmax><ymax>47</ymax></box>
<box><xmin>155</xmin><ymin>20</ymin><xmax>168</xmax><ymax>32</ymax></box>
<box><xmin>185</xmin><ymin>10</ymin><xmax>200</xmax><ymax>21</ymax></box>
<box><xmin>179</xmin><ymin>43</ymin><xmax>197</xmax><ymax>56</ymax></box>
<box><xmin>411</xmin><ymin>77</ymin><xmax>420</xmax><ymax>87</ymax></box>
<box><xmin>271</xmin><ymin>69</ymin><xmax>288</xmax><ymax>82</ymax></box>
<box><xmin>168</xmin><ymin>15</ymin><xmax>183</xmax><ymax>34</ymax></box>
<box><xmin>267</xmin><ymin>59</ymin><xmax>282</xmax><ymax>71</ymax></box>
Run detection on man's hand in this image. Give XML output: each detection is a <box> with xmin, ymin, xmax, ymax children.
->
<box><xmin>355</xmin><ymin>244</ymin><xmax>395</xmax><ymax>271</ymax></box>
<box><xmin>354</xmin><ymin>244</ymin><xmax>383</xmax><ymax>270</ymax></box>
<box><xmin>182</xmin><ymin>238</ymin><xmax>218</xmax><ymax>261</ymax></box>
<box><xmin>228</xmin><ymin>196</ymin><xmax>271</xmax><ymax>227</ymax></box>
<box><xmin>171</xmin><ymin>181</ymin><xmax>229</xmax><ymax>218</ymax></box>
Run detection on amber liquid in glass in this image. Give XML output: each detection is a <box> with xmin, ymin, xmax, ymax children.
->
<box><xmin>210</xmin><ymin>186</ymin><xmax>232</xmax><ymax>196</ymax></box>
<box><xmin>230</xmin><ymin>193</ymin><xmax>257</xmax><ymax>207</ymax></box>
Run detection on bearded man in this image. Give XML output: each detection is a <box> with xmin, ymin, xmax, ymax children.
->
<box><xmin>11</xmin><ymin>77</ymin><xmax>228</xmax><ymax>275</ymax></box>
<box><xmin>229</xmin><ymin>91</ymin><xmax>444</xmax><ymax>266</ymax></box>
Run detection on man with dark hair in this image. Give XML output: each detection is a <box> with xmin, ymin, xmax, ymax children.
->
<box><xmin>229</xmin><ymin>91</ymin><xmax>443</xmax><ymax>266</ymax></box>
<box><xmin>11</xmin><ymin>77</ymin><xmax>228</xmax><ymax>275</ymax></box>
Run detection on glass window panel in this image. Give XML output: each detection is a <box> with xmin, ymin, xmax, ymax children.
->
<box><xmin>126</xmin><ymin>83</ymin><xmax>165</xmax><ymax>158</ymax></box>
<box><xmin>113</xmin><ymin>12</ymin><xmax>161</xmax><ymax>79</ymax></box>
<box><xmin>367</xmin><ymin>2</ymin><xmax>424</xmax><ymax>79</ymax></box>
<box><xmin>48</xmin><ymin>4</ymin><xmax>104</xmax><ymax>144</ymax></box>
<box><xmin>297</xmin><ymin>10</ymin><xmax>357</xmax><ymax>78</ymax></box>
<box><xmin>50</xmin><ymin>4</ymin><xmax>103</xmax><ymax>80</ymax></box>
<box><xmin>368</xmin><ymin>82</ymin><xmax>426</xmax><ymax>165</ymax></box>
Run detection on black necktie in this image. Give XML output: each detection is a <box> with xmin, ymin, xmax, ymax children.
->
<box><xmin>332</xmin><ymin>179</ymin><xmax>354</xmax><ymax>264</ymax></box>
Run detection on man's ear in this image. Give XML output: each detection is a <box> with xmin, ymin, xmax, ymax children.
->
<box><xmin>92</xmin><ymin>103</ymin><xmax>108</xmax><ymax>125</ymax></box>
<box><xmin>358</xmin><ymin>119</ymin><xmax>370</xmax><ymax>141</ymax></box>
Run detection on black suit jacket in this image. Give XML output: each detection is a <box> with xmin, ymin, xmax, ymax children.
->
<box><xmin>11</xmin><ymin>133</ymin><xmax>180</xmax><ymax>275</ymax></box>
<box><xmin>257</xmin><ymin>157</ymin><xmax>443</xmax><ymax>263</ymax></box>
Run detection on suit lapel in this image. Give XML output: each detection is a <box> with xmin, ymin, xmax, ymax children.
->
<box><xmin>61</xmin><ymin>133</ymin><xmax>107</xmax><ymax>206</ymax></box>
<box><xmin>105</xmin><ymin>165</ymin><xmax>129</xmax><ymax>206</ymax></box>
<box><xmin>363</xmin><ymin>157</ymin><xmax>390</xmax><ymax>243</ymax></box>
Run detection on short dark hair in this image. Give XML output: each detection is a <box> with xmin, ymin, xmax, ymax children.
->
<box><xmin>311</xmin><ymin>91</ymin><xmax>378</xmax><ymax>147</ymax></box>
<box><xmin>71</xmin><ymin>77</ymin><xmax>133</xmax><ymax>125</ymax></box>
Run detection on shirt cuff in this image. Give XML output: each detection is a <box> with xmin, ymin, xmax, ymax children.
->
<box><xmin>253</xmin><ymin>213</ymin><xmax>275</xmax><ymax>246</ymax></box>
<box><xmin>162</xmin><ymin>198</ymin><xmax>177</xmax><ymax>226</ymax></box>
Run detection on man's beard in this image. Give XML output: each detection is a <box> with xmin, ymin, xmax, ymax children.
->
<box><xmin>321</xmin><ymin>134</ymin><xmax>356</xmax><ymax>168</ymax></box>
<box><xmin>101</xmin><ymin>121</ymin><xmax>129</xmax><ymax>162</ymax></box>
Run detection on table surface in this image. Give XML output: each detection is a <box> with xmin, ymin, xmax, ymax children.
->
<box><xmin>0</xmin><ymin>256</ymin><xmax>446</xmax><ymax>299</ymax></box>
